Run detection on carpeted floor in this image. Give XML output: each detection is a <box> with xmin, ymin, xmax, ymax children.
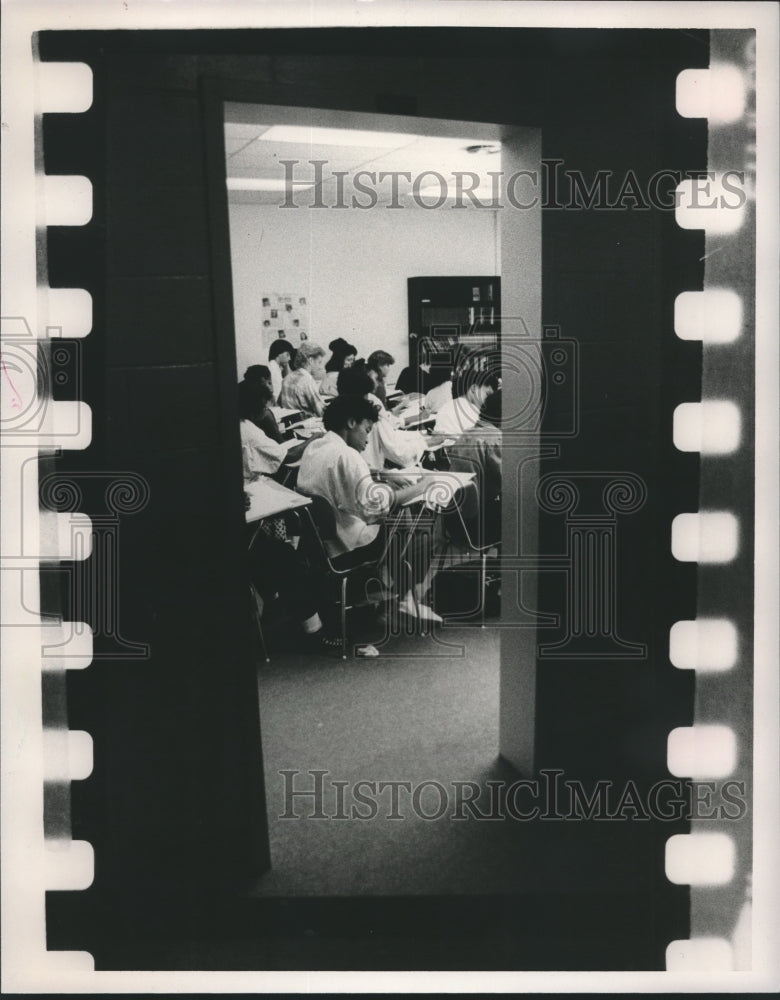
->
<box><xmin>249</xmin><ymin>623</ymin><xmax>657</xmax><ymax>898</ymax></box>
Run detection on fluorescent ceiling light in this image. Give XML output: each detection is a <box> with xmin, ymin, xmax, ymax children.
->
<box><xmin>416</xmin><ymin>184</ymin><xmax>500</xmax><ymax>202</ymax></box>
<box><xmin>257</xmin><ymin>124</ymin><xmax>418</xmax><ymax>148</ymax></box>
<box><xmin>226</xmin><ymin>178</ymin><xmax>314</xmax><ymax>191</ymax></box>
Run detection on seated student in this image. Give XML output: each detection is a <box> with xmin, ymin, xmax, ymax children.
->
<box><xmin>239</xmin><ymin>382</ymin><xmax>333</xmax><ymax>646</ymax></box>
<box><xmin>319</xmin><ymin>337</ymin><xmax>357</xmax><ymax>398</ymax></box>
<box><xmin>433</xmin><ymin>362</ymin><xmax>499</xmax><ymax>436</ymax></box>
<box><xmin>280</xmin><ymin>341</ymin><xmax>327</xmax><ymax>417</ymax></box>
<box><xmin>239</xmin><ymin>379</ymin><xmax>308</xmax><ymax>474</ymax></box>
<box><xmin>267</xmin><ymin>339</ymin><xmax>293</xmax><ymax>404</ymax></box>
<box><xmin>242</xmin><ymin>365</ymin><xmax>283</xmax><ymax>442</ymax></box>
<box><xmin>336</xmin><ymin>364</ymin><xmax>428</xmax><ymax>470</ymax></box>
<box><xmin>394</xmin><ymin>337</ymin><xmax>439</xmax><ymax>397</ymax></box>
<box><xmin>239</xmin><ymin>379</ymin><xmax>288</xmax><ymax>476</ymax></box>
<box><xmin>297</xmin><ymin>394</ymin><xmax>442</xmax><ymax>621</ymax></box>
<box><xmin>445</xmin><ymin>390</ymin><xmax>502</xmax><ymax>547</ymax></box>
<box><xmin>422</xmin><ymin>361</ymin><xmax>454</xmax><ymax>414</ymax></box>
<box><xmin>365</xmin><ymin>350</ymin><xmax>394</xmax><ymax>408</ymax></box>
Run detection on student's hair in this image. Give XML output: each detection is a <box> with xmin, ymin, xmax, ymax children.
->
<box><xmin>325</xmin><ymin>337</ymin><xmax>358</xmax><ymax>372</ymax></box>
<box><xmin>452</xmin><ymin>361</ymin><xmax>500</xmax><ymax>400</ymax></box>
<box><xmin>268</xmin><ymin>339</ymin><xmax>292</xmax><ymax>362</ymax></box>
<box><xmin>323</xmin><ymin>394</ymin><xmax>380</xmax><ymax>432</ymax></box>
<box><xmin>480</xmin><ymin>389</ymin><xmax>502</xmax><ymax>427</ymax></box>
<box><xmin>292</xmin><ymin>341</ymin><xmax>326</xmax><ymax>370</ymax></box>
<box><xmin>366</xmin><ymin>349</ymin><xmax>394</xmax><ymax>372</ymax></box>
<box><xmin>244</xmin><ymin>364</ymin><xmax>272</xmax><ymax>384</ymax></box>
<box><xmin>336</xmin><ymin>362</ymin><xmax>374</xmax><ymax>397</ymax></box>
<box><xmin>238</xmin><ymin>378</ymin><xmax>272</xmax><ymax>419</ymax></box>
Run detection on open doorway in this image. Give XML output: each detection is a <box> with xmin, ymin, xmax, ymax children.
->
<box><xmin>220</xmin><ymin>100</ymin><xmax>542</xmax><ymax>894</ymax></box>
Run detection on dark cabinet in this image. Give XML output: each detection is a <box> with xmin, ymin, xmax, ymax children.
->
<box><xmin>407</xmin><ymin>276</ymin><xmax>501</xmax><ymax>370</ymax></box>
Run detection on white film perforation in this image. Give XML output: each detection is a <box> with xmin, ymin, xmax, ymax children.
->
<box><xmin>43</xmin><ymin>839</ymin><xmax>94</xmax><ymax>891</ymax></box>
<box><xmin>674</xmin><ymin>289</ymin><xmax>743</xmax><ymax>343</ymax></box>
<box><xmin>41</xmin><ymin>622</ymin><xmax>93</xmax><ymax>670</ymax></box>
<box><xmin>39</xmin><ymin>511</ymin><xmax>93</xmax><ymax>562</ymax></box>
<box><xmin>665</xmin><ymin>937</ymin><xmax>734</xmax><ymax>971</ymax></box>
<box><xmin>676</xmin><ymin>64</ymin><xmax>748</xmax><ymax>123</ymax></box>
<box><xmin>671</xmin><ymin>512</ymin><xmax>739</xmax><ymax>563</ymax></box>
<box><xmin>40</xmin><ymin>288</ymin><xmax>93</xmax><ymax>339</ymax></box>
<box><xmin>42</xmin><ymin>729</ymin><xmax>93</xmax><ymax>781</ymax></box>
<box><xmin>667</xmin><ymin>724</ymin><xmax>737</xmax><ymax>778</ymax></box>
<box><xmin>38</xmin><ymin>400</ymin><xmax>92</xmax><ymax>451</ymax></box>
<box><xmin>673</xmin><ymin>401</ymin><xmax>741</xmax><ymax>454</ymax></box>
<box><xmin>35</xmin><ymin>62</ymin><xmax>93</xmax><ymax>114</ymax></box>
<box><xmin>666</xmin><ymin>832</ymin><xmax>736</xmax><ymax>886</ymax></box>
<box><xmin>669</xmin><ymin>618</ymin><xmax>738</xmax><ymax>672</ymax></box>
<box><xmin>675</xmin><ymin>175</ymin><xmax>747</xmax><ymax>234</ymax></box>
<box><xmin>42</xmin><ymin>175</ymin><xmax>93</xmax><ymax>227</ymax></box>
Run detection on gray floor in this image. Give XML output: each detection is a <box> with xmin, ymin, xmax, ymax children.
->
<box><xmin>249</xmin><ymin>626</ymin><xmax>652</xmax><ymax>897</ymax></box>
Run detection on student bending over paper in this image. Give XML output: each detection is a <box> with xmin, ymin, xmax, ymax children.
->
<box><xmin>298</xmin><ymin>394</ymin><xmax>443</xmax><ymax>622</ymax></box>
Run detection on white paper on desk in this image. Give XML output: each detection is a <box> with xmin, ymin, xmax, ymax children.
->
<box><xmin>398</xmin><ymin>400</ymin><xmax>422</xmax><ymax>420</ymax></box>
<box><xmin>424</xmin><ymin>437</ymin><xmax>456</xmax><ymax>452</ymax></box>
<box><xmin>279</xmin><ymin>437</ymin><xmax>300</xmax><ymax>453</ymax></box>
<box><xmin>378</xmin><ymin>466</ymin><xmax>425</xmax><ymax>481</ymax></box>
<box><xmin>388</xmin><ymin>469</ymin><xmax>477</xmax><ymax>506</ymax></box>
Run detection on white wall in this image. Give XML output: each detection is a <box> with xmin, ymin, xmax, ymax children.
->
<box><xmin>227</xmin><ymin>200</ymin><xmax>499</xmax><ymax>379</ymax></box>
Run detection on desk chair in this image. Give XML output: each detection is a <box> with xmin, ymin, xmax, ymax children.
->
<box><xmin>278</xmin><ymin>457</ymin><xmax>302</xmax><ymax>490</ymax></box>
<box><xmin>248</xmin><ymin>582</ymin><xmax>270</xmax><ymax>663</ymax></box>
<box><xmin>438</xmin><ymin>488</ymin><xmax>500</xmax><ymax>627</ymax></box>
<box><xmin>299</xmin><ymin>495</ymin><xmax>404</xmax><ymax>659</ymax></box>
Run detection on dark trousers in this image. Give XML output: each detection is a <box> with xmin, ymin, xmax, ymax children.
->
<box><xmin>247</xmin><ymin>529</ymin><xmax>319</xmax><ymax>623</ymax></box>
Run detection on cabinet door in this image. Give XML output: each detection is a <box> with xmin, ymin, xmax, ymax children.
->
<box><xmin>408</xmin><ymin>276</ymin><xmax>500</xmax><ymax>367</ymax></box>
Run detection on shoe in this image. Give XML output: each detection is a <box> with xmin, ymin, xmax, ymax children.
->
<box><xmin>318</xmin><ymin>632</ymin><xmax>344</xmax><ymax>652</ymax></box>
<box><xmin>397</xmin><ymin>596</ymin><xmax>443</xmax><ymax>623</ymax></box>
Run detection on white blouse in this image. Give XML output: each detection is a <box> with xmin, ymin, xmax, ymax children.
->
<box><xmin>280</xmin><ymin>368</ymin><xmax>325</xmax><ymax>417</ymax></box>
<box><xmin>240</xmin><ymin>419</ymin><xmax>285</xmax><ymax>479</ymax></box>
<box><xmin>297</xmin><ymin>430</ymin><xmax>391</xmax><ymax>556</ymax></box>
<box><xmin>424</xmin><ymin>380</ymin><xmax>453</xmax><ymax>414</ymax></box>
<box><xmin>268</xmin><ymin>359</ymin><xmax>285</xmax><ymax>404</ymax></box>
<box><xmin>363</xmin><ymin>392</ymin><xmax>426</xmax><ymax>470</ymax></box>
<box><xmin>433</xmin><ymin>396</ymin><xmax>481</xmax><ymax>436</ymax></box>
<box><xmin>319</xmin><ymin>371</ymin><xmax>340</xmax><ymax>398</ymax></box>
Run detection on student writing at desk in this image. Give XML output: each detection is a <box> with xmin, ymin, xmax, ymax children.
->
<box><xmin>239</xmin><ymin>381</ymin><xmax>336</xmax><ymax>648</ymax></box>
<box><xmin>241</xmin><ymin>365</ymin><xmax>283</xmax><ymax>442</ymax></box>
<box><xmin>298</xmin><ymin>394</ymin><xmax>443</xmax><ymax>622</ymax></box>
<box><xmin>365</xmin><ymin>349</ymin><xmax>394</xmax><ymax>409</ymax></box>
<box><xmin>336</xmin><ymin>363</ymin><xmax>435</xmax><ymax>470</ymax></box>
<box><xmin>267</xmin><ymin>338</ymin><xmax>293</xmax><ymax>404</ymax></box>
<box><xmin>319</xmin><ymin>337</ymin><xmax>357</xmax><ymax>399</ymax></box>
<box><xmin>434</xmin><ymin>361</ymin><xmax>499</xmax><ymax>436</ymax></box>
<box><xmin>446</xmin><ymin>389</ymin><xmax>502</xmax><ymax>547</ymax></box>
<box><xmin>395</xmin><ymin>339</ymin><xmax>454</xmax><ymax>401</ymax></box>
<box><xmin>239</xmin><ymin>379</ymin><xmax>308</xmax><ymax>473</ymax></box>
<box><xmin>280</xmin><ymin>341</ymin><xmax>327</xmax><ymax>417</ymax></box>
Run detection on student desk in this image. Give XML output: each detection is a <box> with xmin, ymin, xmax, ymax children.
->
<box><xmin>244</xmin><ymin>475</ymin><xmax>311</xmax><ymax>523</ymax></box>
<box><xmin>376</xmin><ymin>469</ymin><xmax>476</xmax><ymax>508</ymax></box>
<box><xmin>372</xmin><ymin>469</ymin><xmax>476</xmax><ymax>578</ymax></box>
<box><xmin>243</xmin><ymin>477</ymin><xmax>311</xmax><ymax>663</ymax></box>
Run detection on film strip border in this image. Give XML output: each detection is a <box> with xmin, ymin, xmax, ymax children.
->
<box><xmin>665</xmin><ymin>31</ymin><xmax>756</xmax><ymax>972</ymax></box>
<box><xmin>3</xmin><ymin>25</ymin><xmax>768</xmax><ymax>986</ymax></box>
<box><xmin>1</xmin><ymin>56</ymin><xmax>98</xmax><ymax>974</ymax></box>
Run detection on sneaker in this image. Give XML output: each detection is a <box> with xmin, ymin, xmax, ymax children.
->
<box><xmin>397</xmin><ymin>596</ymin><xmax>443</xmax><ymax>623</ymax></box>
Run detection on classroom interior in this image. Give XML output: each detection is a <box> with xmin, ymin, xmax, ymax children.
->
<box><xmin>36</xmin><ymin>27</ymin><xmax>727</xmax><ymax>969</ymax></box>
<box><xmin>225</xmin><ymin>107</ymin><xmax>526</xmax><ymax>894</ymax></box>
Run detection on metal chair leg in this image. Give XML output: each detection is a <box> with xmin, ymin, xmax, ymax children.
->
<box><xmin>340</xmin><ymin>575</ymin><xmax>348</xmax><ymax>659</ymax></box>
<box><xmin>480</xmin><ymin>552</ymin><xmax>487</xmax><ymax>629</ymax></box>
<box><xmin>249</xmin><ymin>584</ymin><xmax>270</xmax><ymax>662</ymax></box>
